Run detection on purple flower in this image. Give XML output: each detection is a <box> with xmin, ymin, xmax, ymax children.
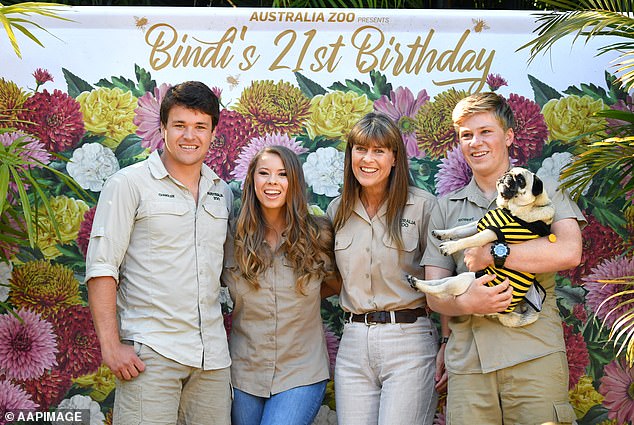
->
<box><xmin>0</xmin><ymin>131</ymin><xmax>52</xmax><ymax>169</ymax></box>
<box><xmin>0</xmin><ymin>309</ymin><xmax>58</xmax><ymax>380</ymax></box>
<box><xmin>599</xmin><ymin>359</ymin><xmax>634</xmax><ymax>423</ymax></box>
<box><xmin>323</xmin><ymin>324</ymin><xmax>340</xmax><ymax>375</ymax></box>
<box><xmin>231</xmin><ymin>132</ymin><xmax>308</xmax><ymax>184</ymax></box>
<box><xmin>486</xmin><ymin>73</ymin><xmax>508</xmax><ymax>92</ymax></box>
<box><xmin>374</xmin><ymin>86</ymin><xmax>429</xmax><ymax>158</ymax></box>
<box><xmin>434</xmin><ymin>146</ymin><xmax>472</xmax><ymax>196</ymax></box>
<box><xmin>0</xmin><ymin>379</ymin><xmax>38</xmax><ymax>420</ymax></box>
<box><xmin>583</xmin><ymin>256</ymin><xmax>634</xmax><ymax>328</ymax></box>
<box><xmin>133</xmin><ymin>82</ymin><xmax>172</xmax><ymax>152</ymax></box>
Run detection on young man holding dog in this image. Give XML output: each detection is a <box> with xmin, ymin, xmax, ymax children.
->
<box><xmin>422</xmin><ymin>92</ymin><xmax>585</xmax><ymax>425</ymax></box>
<box><xmin>86</xmin><ymin>81</ymin><xmax>232</xmax><ymax>424</ymax></box>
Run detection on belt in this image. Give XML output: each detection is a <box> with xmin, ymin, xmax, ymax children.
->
<box><xmin>346</xmin><ymin>308</ymin><xmax>428</xmax><ymax>325</ymax></box>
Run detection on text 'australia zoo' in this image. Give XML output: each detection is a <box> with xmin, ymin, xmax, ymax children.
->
<box><xmin>145</xmin><ymin>24</ymin><xmax>495</xmax><ymax>91</ymax></box>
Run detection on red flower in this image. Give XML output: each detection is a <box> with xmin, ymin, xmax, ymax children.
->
<box><xmin>563</xmin><ymin>322</ymin><xmax>589</xmax><ymax>389</ymax></box>
<box><xmin>204</xmin><ymin>110</ymin><xmax>255</xmax><ymax>181</ymax></box>
<box><xmin>51</xmin><ymin>305</ymin><xmax>102</xmax><ymax>378</ymax></box>
<box><xmin>32</xmin><ymin>68</ymin><xmax>54</xmax><ymax>86</ymax></box>
<box><xmin>17</xmin><ymin>89</ymin><xmax>85</xmax><ymax>153</ymax></box>
<box><xmin>77</xmin><ymin>207</ymin><xmax>96</xmax><ymax>257</ymax></box>
<box><xmin>506</xmin><ymin>93</ymin><xmax>548</xmax><ymax>166</ymax></box>
<box><xmin>18</xmin><ymin>368</ymin><xmax>72</xmax><ymax>411</ymax></box>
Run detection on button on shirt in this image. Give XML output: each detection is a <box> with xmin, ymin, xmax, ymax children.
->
<box><xmin>224</xmin><ymin>237</ymin><xmax>330</xmax><ymax>397</ymax></box>
<box><xmin>422</xmin><ymin>176</ymin><xmax>586</xmax><ymax>374</ymax></box>
<box><xmin>85</xmin><ymin>151</ymin><xmax>232</xmax><ymax>370</ymax></box>
<box><xmin>327</xmin><ymin>186</ymin><xmax>437</xmax><ymax>314</ymax></box>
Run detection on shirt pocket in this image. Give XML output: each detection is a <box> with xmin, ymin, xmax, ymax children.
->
<box><xmin>334</xmin><ymin>232</ymin><xmax>354</xmax><ymax>281</ymax></box>
<box><xmin>382</xmin><ymin>229</ymin><xmax>419</xmax><ymax>252</ymax></box>
<box><xmin>148</xmin><ymin>201</ymin><xmax>190</xmax><ymax>241</ymax></box>
<box><xmin>202</xmin><ymin>202</ymin><xmax>230</xmax><ymax>251</ymax></box>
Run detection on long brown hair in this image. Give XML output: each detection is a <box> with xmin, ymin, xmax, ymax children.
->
<box><xmin>333</xmin><ymin>112</ymin><xmax>412</xmax><ymax>250</ymax></box>
<box><xmin>233</xmin><ymin>145</ymin><xmax>335</xmax><ymax>293</ymax></box>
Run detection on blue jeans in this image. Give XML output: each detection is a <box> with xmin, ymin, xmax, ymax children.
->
<box><xmin>231</xmin><ymin>380</ymin><xmax>327</xmax><ymax>425</ymax></box>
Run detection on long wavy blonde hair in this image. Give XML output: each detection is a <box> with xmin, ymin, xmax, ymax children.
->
<box><xmin>233</xmin><ymin>145</ymin><xmax>335</xmax><ymax>294</ymax></box>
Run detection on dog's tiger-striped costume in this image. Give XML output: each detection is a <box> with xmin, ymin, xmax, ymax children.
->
<box><xmin>476</xmin><ymin>208</ymin><xmax>550</xmax><ymax>313</ymax></box>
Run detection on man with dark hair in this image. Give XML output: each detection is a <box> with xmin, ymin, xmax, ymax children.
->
<box><xmin>422</xmin><ymin>92</ymin><xmax>585</xmax><ymax>425</ymax></box>
<box><xmin>86</xmin><ymin>81</ymin><xmax>232</xmax><ymax>424</ymax></box>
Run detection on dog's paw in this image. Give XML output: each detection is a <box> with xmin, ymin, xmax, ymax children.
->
<box><xmin>406</xmin><ymin>275</ymin><xmax>420</xmax><ymax>290</ymax></box>
<box><xmin>439</xmin><ymin>240</ymin><xmax>459</xmax><ymax>256</ymax></box>
<box><xmin>432</xmin><ymin>229</ymin><xmax>452</xmax><ymax>240</ymax></box>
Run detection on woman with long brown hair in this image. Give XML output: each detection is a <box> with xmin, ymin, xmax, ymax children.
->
<box><xmin>328</xmin><ymin>112</ymin><xmax>441</xmax><ymax>425</ymax></box>
<box><xmin>224</xmin><ymin>145</ymin><xmax>340</xmax><ymax>425</ymax></box>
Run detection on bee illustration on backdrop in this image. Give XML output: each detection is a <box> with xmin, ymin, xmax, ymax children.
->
<box><xmin>134</xmin><ymin>16</ymin><xmax>149</xmax><ymax>32</ymax></box>
<box><xmin>226</xmin><ymin>74</ymin><xmax>241</xmax><ymax>90</ymax></box>
<box><xmin>472</xmin><ymin>18</ymin><xmax>490</xmax><ymax>33</ymax></box>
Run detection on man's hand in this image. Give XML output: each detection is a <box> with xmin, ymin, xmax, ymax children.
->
<box><xmin>102</xmin><ymin>341</ymin><xmax>146</xmax><ymax>381</ymax></box>
<box><xmin>434</xmin><ymin>343</ymin><xmax>448</xmax><ymax>393</ymax></box>
<box><xmin>463</xmin><ymin>244</ymin><xmax>492</xmax><ymax>272</ymax></box>
<box><xmin>456</xmin><ymin>274</ymin><xmax>512</xmax><ymax>315</ymax></box>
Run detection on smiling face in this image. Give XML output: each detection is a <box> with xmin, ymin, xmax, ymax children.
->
<box><xmin>160</xmin><ymin>104</ymin><xmax>215</xmax><ymax>175</ymax></box>
<box><xmin>458</xmin><ymin>111</ymin><xmax>513</xmax><ymax>182</ymax></box>
<box><xmin>350</xmin><ymin>143</ymin><xmax>396</xmax><ymax>195</ymax></box>
<box><xmin>254</xmin><ymin>152</ymin><xmax>289</xmax><ymax>214</ymax></box>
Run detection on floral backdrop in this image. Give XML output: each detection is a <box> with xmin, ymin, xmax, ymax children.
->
<box><xmin>0</xmin><ymin>64</ymin><xmax>633</xmax><ymax>425</ymax></box>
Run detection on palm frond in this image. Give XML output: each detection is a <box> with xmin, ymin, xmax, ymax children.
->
<box><xmin>596</xmin><ymin>276</ymin><xmax>634</xmax><ymax>366</ymax></box>
<box><xmin>0</xmin><ymin>2</ymin><xmax>71</xmax><ymax>58</ymax></box>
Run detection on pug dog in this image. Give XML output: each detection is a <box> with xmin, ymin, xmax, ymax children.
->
<box><xmin>408</xmin><ymin>167</ymin><xmax>555</xmax><ymax>328</ymax></box>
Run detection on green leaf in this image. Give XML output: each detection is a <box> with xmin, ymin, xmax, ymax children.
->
<box><xmin>95</xmin><ymin>75</ymin><xmax>145</xmax><ymax>97</ymax></box>
<box><xmin>63</xmin><ymin>68</ymin><xmax>94</xmax><ymax>98</ymax></box>
<box><xmin>369</xmin><ymin>70</ymin><xmax>392</xmax><ymax>98</ymax></box>
<box><xmin>0</xmin><ymin>164</ymin><xmax>8</xmax><ymax>215</ymax></box>
<box><xmin>528</xmin><ymin>74</ymin><xmax>562</xmax><ymax>108</ymax></box>
<box><xmin>577</xmin><ymin>404</ymin><xmax>608</xmax><ymax>425</ymax></box>
<box><xmin>555</xmin><ymin>285</ymin><xmax>587</xmax><ymax>311</ymax></box>
<box><xmin>295</xmin><ymin>71</ymin><xmax>327</xmax><ymax>98</ymax></box>
<box><xmin>563</xmin><ymin>82</ymin><xmax>610</xmax><ymax>104</ymax></box>
<box><xmin>135</xmin><ymin>64</ymin><xmax>156</xmax><ymax>94</ymax></box>
<box><xmin>115</xmin><ymin>134</ymin><xmax>143</xmax><ymax>157</ymax></box>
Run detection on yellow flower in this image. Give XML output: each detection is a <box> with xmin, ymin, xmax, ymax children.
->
<box><xmin>542</xmin><ymin>95</ymin><xmax>606</xmax><ymax>144</ymax></box>
<box><xmin>74</xmin><ymin>364</ymin><xmax>116</xmax><ymax>402</ymax></box>
<box><xmin>0</xmin><ymin>78</ymin><xmax>28</xmax><ymax>127</ymax></box>
<box><xmin>308</xmin><ymin>204</ymin><xmax>325</xmax><ymax>216</ymax></box>
<box><xmin>568</xmin><ymin>375</ymin><xmax>604</xmax><ymax>419</ymax></box>
<box><xmin>77</xmin><ymin>87</ymin><xmax>138</xmax><ymax>149</ymax></box>
<box><xmin>305</xmin><ymin>91</ymin><xmax>373</xmax><ymax>144</ymax></box>
<box><xmin>36</xmin><ymin>195</ymin><xmax>90</xmax><ymax>259</ymax></box>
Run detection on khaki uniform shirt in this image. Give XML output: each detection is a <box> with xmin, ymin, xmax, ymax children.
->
<box><xmin>327</xmin><ymin>186</ymin><xmax>437</xmax><ymax>313</ymax></box>
<box><xmin>85</xmin><ymin>151</ymin><xmax>232</xmax><ymax>370</ymax></box>
<box><xmin>223</xmin><ymin>236</ymin><xmax>330</xmax><ymax>397</ymax></box>
<box><xmin>422</xmin><ymin>176</ymin><xmax>586</xmax><ymax>374</ymax></box>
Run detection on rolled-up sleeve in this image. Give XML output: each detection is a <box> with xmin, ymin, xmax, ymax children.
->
<box><xmin>85</xmin><ymin>172</ymin><xmax>139</xmax><ymax>284</ymax></box>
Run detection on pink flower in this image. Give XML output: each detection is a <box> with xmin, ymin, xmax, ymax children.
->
<box><xmin>486</xmin><ymin>73</ymin><xmax>508</xmax><ymax>92</ymax></box>
<box><xmin>506</xmin><ymin>93</ymin><xmax>548</xmax><ymax>166</ymax></box>
<box><xmin>583</xmin><ymin>256</ymin><xmax>634</xmax><ymax>328</ymax></box>
<box><xmin>16</xmin><ymin>89</ymin><xmax>85</xmax><ymax>153</ymax></box>
<box><xmin>77</xmin><ymin>207</ymin><xmax>96</xmax><ymax>257</ymax></box>
<box><xmin>133</xmin><ymin>82</ymin><xmax>172</xmax><ymax>152</ymax></box>
<box><xmin>434</xmin><ymin>146</ymin><xmax>472</xmax><ymax>196</ymax></box>
<box><xmin>51</xmin><ymin>305</ymin><xmax>101</xmax><ymax>378</ymax></box>
<box><xmin>562</xmin><ymin>214</ymin><xmax>626</xmax><ymax>285</ymax></box>
<box><xmin>211</xmin><ymin>86</ymin><xmax>223</xmax><ymax>101</ymax></box>
<box><xmin>323</xmin><ymin>325</ymin><xmax>340</xmax><ymax>375</ymax></box>
<box><xmin>204</xmin><ymin>110</ymin><xmax>255</xmax><ymax>181</ymax></box>
<box><xmin>32</xmin><ymin>68</ymin><xmax>54</xmax><ymax>86</ymax></box>
<box><xmin>599</xmin><ymin>359</ymin><xmax>634</xmax><ymax>423</ymax></box>
<box><xmin>0</xmin><ymin>131</ymin><xmax>52</xmax><ymax>168</ymax></box>
<box><xmin>563</xmin><ymin>322</ymin><xmax>589</xmax><ymax>389</ymax></box>
<box><xmin>18</xmin><ymin>368</ymin><xmax>72</xmax><ymax>411</ymax></box>
<box><xmin>374</xmin><ymin>86</ymin><xmax>429</xmax><ymax>158</ymax></box>
<box><xmin>231</xmin><ymin>132</ymin><xmax>308</xmax><ymax>184</ymax></box>
<box><xmin>572</xmin><ymin>303</ymin><xmax>588</xmax><ymax>323</ymax></box>
<box><xmin>0</xmin><ymin>379</ymin><xmax>38</xmax><ymax>421</ymax></box>
<box><xmin>0</xmin><ymin>309</ymin><xmax>58</xmax><ymax>380</ymax></box>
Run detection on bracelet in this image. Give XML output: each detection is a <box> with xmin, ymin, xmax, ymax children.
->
<box><xmin>439</xmin><ymin>336</ymin><xmax>449</xmax><ymax>345</ymax></box>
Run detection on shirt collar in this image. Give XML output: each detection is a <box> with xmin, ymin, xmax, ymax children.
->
<box><xmin>147</xmin><ymin>150</ymin><xmax>221</xmax><ymax>185</ymax></box>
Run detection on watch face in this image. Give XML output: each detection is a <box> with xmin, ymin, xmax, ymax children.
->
<box><xmin>493</xmin><ymin>243</ymin><xmax>509</xmax><ymax>257</ymax></box>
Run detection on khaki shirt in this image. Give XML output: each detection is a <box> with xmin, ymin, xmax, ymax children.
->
<box><xmin>85</xmin><ymin>151</ymin><xmax>232</xmax><ymax>370</ymax></box>
<box><xmin>223</xmin><ymin>236</ymin><xmax>330</xmax><ymax>397</ymax></box>
<box><xmin>327</xmin><ymin>186</ymin><xmax>437</xmax><ymax>314</ymax></box>
<box><xmin>422</xmin><ymin>176</ymin><xmax>586</xmax><ymax>374</ymax></box>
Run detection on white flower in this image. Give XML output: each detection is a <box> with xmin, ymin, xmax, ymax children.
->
<box><xmin>312</xmin><ymin>405</ymin><xmax>338</xmax><ymax>425</ymax></box>
<box><xmin>219</xmin><ymin>286</ymin><xmax>233</xmax><ymax>309</ymax></box>
<box><xmin>537</xmin><ymin>151</ymin><xmax>590</xmax><ymax>196</ymax></box>
<box><xmin>66</xmin><ymin>143</ymin><xmax>120</xmax><ymax>192</ymax></box>
<box><xmin>55</xmin><ymin>394</ymin><xmax>105</xmax><ymax>425</ymax></box>
<box><xmin>303</xmin><ymin>147</ymin><xmax>344</xmax><ymax>197</ymax></box>
<box><xmin>0</xmin><ymin>261</ymin><xmax>12</xmax><ymax>302</ymax></box>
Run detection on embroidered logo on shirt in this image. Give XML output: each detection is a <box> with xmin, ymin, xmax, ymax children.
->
<box><xmin>158</xmin><ymin>193</ymin><xmax>175</xmax><ymax>198</ymax></box>
<box><xmin>458</xmin><ymin>216</ymin><xmax>475</xmax><ymax>223</ymax></box>
<box><xmin>207</xmin><ymin>191</ymin><xmax>224</xmax><ymax>201</ymax></box>
<box><xmin>400</xmin><ymin>218</ymin><xmax>415</xmax><ymax>228</ymax></box>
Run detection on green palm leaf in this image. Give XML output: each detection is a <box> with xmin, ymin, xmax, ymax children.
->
<box><xmin>0</xmin><ymin>2</ymin><xmax>71</xmax><ymax>58</ymax></box>
<box><xmin>596</xmin><ymin>276</ymin><xmax>634</xmax><ymax>366</ymax></box>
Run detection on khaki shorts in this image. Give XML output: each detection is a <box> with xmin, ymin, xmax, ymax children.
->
<box><xmin>113</xmin><ymin>341</ymin><xmax>231</xmax><ymax>425</ymax></box>
<box><xmin>446</xmin><ymin>351</ymin><xmax>576</xmax><ymax>425</ymax></box>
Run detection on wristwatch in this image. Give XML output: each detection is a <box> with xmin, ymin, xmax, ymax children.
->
<box><xmin>490</xmin><ymin>242</ymin><xmax>510</xmax><ymax>268</ymax></box>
